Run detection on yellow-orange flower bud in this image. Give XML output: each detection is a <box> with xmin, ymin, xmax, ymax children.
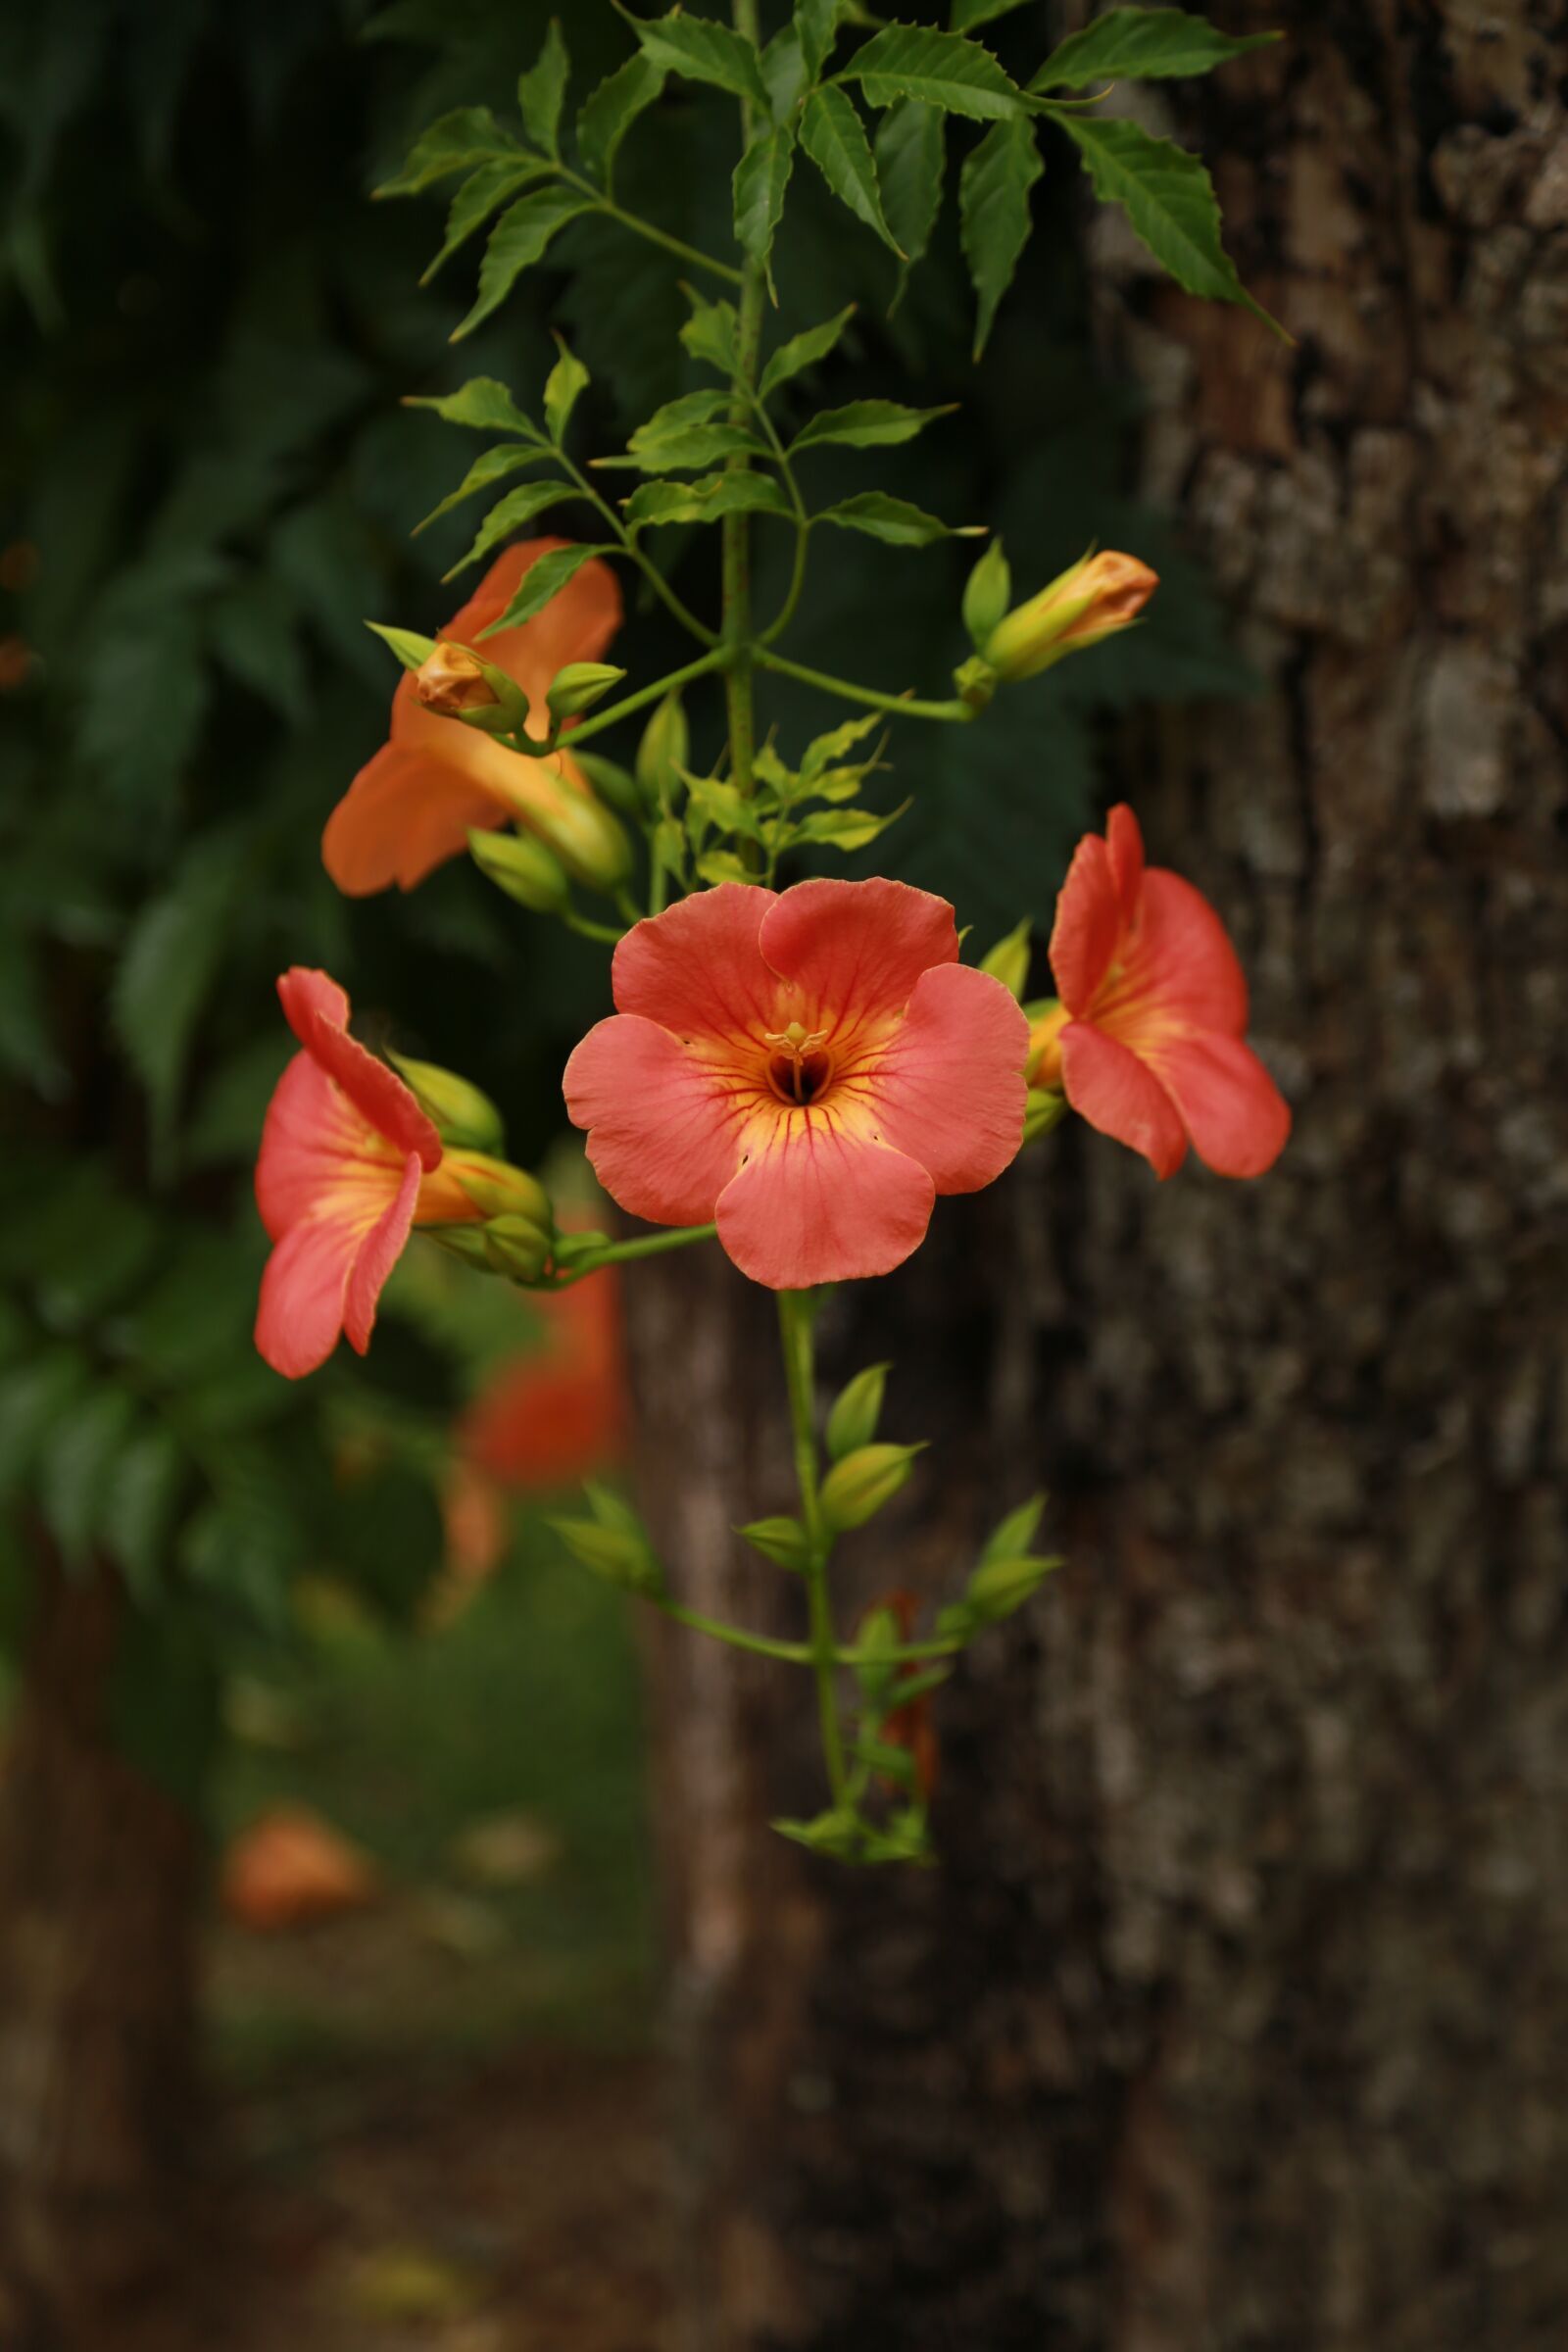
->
<box><xmin>985</xmin><ymin>552</ymin><xmax>1158</xmax><ymax>682</ymax></box>
<box><xmin>412</xmin><ymin>642</ymin><xmax>502</xmax><ymax>713</ymax></box>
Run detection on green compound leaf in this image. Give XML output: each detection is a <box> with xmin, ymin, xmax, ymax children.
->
<box><xmin>794</xmin><ymin>0</ymin><xmax>846</xmax><ymax>84</ymax></box>
<box><xmin>790</xmin><ymin>399</ymin><xmax>953</xmax><ymax>452</ymax></box>
<box><xmin>1052</xmin><ymin>113</ymin><xmax>1284</xmax><ymax>333</ymax></box>
<box><xmin>623</xmin><ymin>10</ymin><xmax>772</xmax><ymax>114</ymax></box>
<box><xmin>734</xmin><ymin>120</ymin><xmax>796</xmax><ymax>273</ymax></box>
<box><xmin>680</xmin><ymin>292</ymin><xmax>741</xmax><ymax>375</ymax></box>
<box><xmin>477</xmin><ymin>542</ymin><xmax>615</xmax><ymax>636</ymax></box>
<box><xmin>446</xmin><ymin>479</ymin><xmax>585</xmax><ymax>579</ymax></box>
<box><xmin>452</xmin><ymin>187</ymin><xmax>593</xmax><ymax>342</ymax></box>
<box><xmin>817</xmin><ymin>491</ymin><xmax>963</xmax><ymax>547</ymax></box>
<box><xmin>841</xmin><ymin>24</ymin><xmax>1025</xmax><ymax>120</ymax></box>
<box><xmin>1031</xmin><ymin>7</ymin><xmax>1281</xmax><ymax>92</ymax></box>
<box><xmin>758</xmin><ymin>303</ymin><xmax>857</xmax><ymax>400</ymax></box>
<box><xmin>375</xmin><ymin>108</ymin><xmax>516</xmax><ymax>199</ymax></box>
<box><xmin>404</xmin><ymin>377</ymin><xmax>543</xmax><ymax>440</ymax></box>
<box><xmin>420</xmin><ymin>157</ymin><xmax>556</xmax><ymax>284</ymax></box>
<box><xmin>622</xmin><ymin>473</ymin><xmax>793</xmax><ymax>529</ymax></box>
<box><xmin>959</xmin><ymin>114</ymin><xmax>1044</xmax><ymax>358</ymax></box>
<box><xmin>799</xmin><ymin>86</ymin><xmax>902</xmax><ymax>255</ymax></box>
<box><xmin>414</xmin><ymin>444</ymin><xmax>556</xmax><ymax>536</ymax></box>
<box><xmin>517</xmin><ymin>21</ymin><xmax>570</xmax><ymax>157</ymax></box>
<box><xmin>543</xmin><ymin>332</ymin><xmax>590</xmax><ymax>442</ymax></box>
<box><xmin>576</xmin><ymin>52</ymin><xmax>665</xmax><ymax>188</ymax></box>
<box><xmin>875</xmin><ymin>99</ymin><xmax>945</xmax><ymax>305</ymax></box>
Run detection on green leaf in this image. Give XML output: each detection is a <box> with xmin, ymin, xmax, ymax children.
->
<box><xmin>679</xmin><ymin>292</ymin><xmax>742</xmax><ymax>375</ymax></box>
<box><xmin>413</xmin><ymin>443</ymin><xmax>556</xmax><ymax>535</ymax></box>
<box><xmin>825</xmin><ymin>1362</ymin><xmax>889</xmax><ymax>1461</ymax></box>
<box><xmin>980</xmin><ymin>1492</ymin><xmax>1046</xmax><ymax>1566</ymax></box>
<box><xmin>445</xmin><ymin>479</ymin><xmax>583</xmax><ymax>577</ymax></box>
<box><xmin>738</xmin><ymin>1514</ymin><xmax>810</xmax><ymax>1570</ymax></box>
<box><xmin>959</xmin><ymin>114</ymin><xmax>1044</xmax><ymax>357</ymax></box>
<box><xmin>375</xmin><ymin>108</ymin><xmax>515</xmax><ymax>199</ymax></box>
<box><xmin>104</xmin><ymin>1423</ymin><xmax>187</xmax><ymax>1603</ymax></box>
<box><xmin>799</xmin><ymin>87</ymin><xmax>902</xmax><ymax>255</ymax></box>
<box><xmin>760</xmin><ymin>26</ymin><xmax>808</xmax><ymax>122</ymax></box>
<box><xmin>800</xmin><ymin>710</ymin><xmax>882</xmax><ymax>780</ymax></box>
<box><xmin>365</xmin><ymin>622</ymin><xmax>438</xmax><ymax>671</ymax></box>
<box><xmin>790</xmin><ymin>399</ymin><xmax>953</xmax><ymax>452</ymax></box>
<box><xmin>517</xmin><ymin>21</ymin><xmax>570</xmax><ymax>157</ymax></box>
<box><xmin>794</xmin><ymin>0</ymin><xmax>844</xmax><ymax>83</ymax></box>
<box><xmin>951</xmin><ymin>0</ymin><xmax>1036</xmax><ymax>26</ymax></box>
<box><xmin>452</xmin><ymin>187</ymin><xmax>593</xmax><ymax>341</ymax></box>
<box><xmin>611</xmin><ymin>413</ymin><xmax>767</xmax><ymax>474</ymax></box>
<box><xmin>550</xmin><ymin>1512</ymin><xmax>662</xmax><ymax>1595</ymax></box>
<box><xmin>0</xmin><ymin>1349</ymin><xmax>89</xmax><ymax>1504</ymax></box>
<box><xmin>733</xmin><ymin>121</ymin><xmax>796</xmax><ymax>274</ymax></box>
<box><xmin>1052</xmin><ymin>114</ymin><xmax>1280</xmax><ymax>329</ymax></box>
<box><xmin>478</xmin><ymin>542</ymin><xmax>615</xmax><ymax>637</ymax></box>
<box><xmin>38</xmin><ymin>1384</ymin><xmax>137</xmax><ymax>1572</ymax></box>
<box><xmin>758</xmin><ymin>304</ymin><xmax>857</xmax><ymax>400</ymax></box>
<box><xmin>420</xmin><ymin>157</ymin><xmax>555</xmax><ymax>283</ymax></box>
<box><xmin>624</xmin><ymin>11</ymin><xmax>771</xmax><ymax>113</ymax></box>
<box><xmin>841</xmin><ymin>24</ymin><xmax>1024</xmax><ymax>120</ymax></box>
<box><xmin>695</xmin><ymin>850</ymin><xmax>754</xmax><ymax>886</ymax></box>
<box><xmin>622</xmin><ymin>473</ymin><xmax>793</xmax><ymax>528</ymax></box>
<box><xmin>405</xmin><ymin>376</ymin><xmax>543</xmax><ymax>440</ymax></box>
<box><xmin>817</xmin><ymin>491</ymin><xmax>959</xmax><ymax>547</ymax></box>
<box><xmin>111</xmin><ymin>834</ymin><xmax>246</xmax><ymax>1147</ymax></box>
<box><xmin>874</xmin><ymin>100</ymin><xmax>946</xmax><ymax>301</ymax></box>
<box><xmin>963</xmin><ymin>1550</ymin><xmax>1061</xmax><ymax>1623</ymax></box>
<box><xmin>1032</xmin><ymin>7</ymin><xmax>1281</xmax><ymax>92</ymax></box>
<box><xmin>576</xmin><ymin>51</ymin><xmax>665</xmax><ymax>188</ymax></box>
<box><xmin>795</xmin><ymin>800</ymin><xmax>908</xmax><ymax>850</ymax></box>
<box><xmin>543</xmin><ymin>332</ymin><xmax>590</xmax><ymax>442</ymax></box>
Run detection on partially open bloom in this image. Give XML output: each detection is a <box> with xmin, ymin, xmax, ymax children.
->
<box><xmin>1043</xmin><ymin>805</ymin><xmax>1290</xmax><ymax>1180</ymax></box>
<box><xmin>322</xmin><ymin>539</ymin><xmax>622</xmax><ymax>894</ymax></box>
<box><xmin>985</xmin><ymin>551</ymin><xmax>1158</xmax><ymax>681</ymax></box>
<box><xmin>564</xmin><ymin>880</ymin><xmax>1029</xmax><ymax>1291</ymax></box>
<box><xmin>255</xmin><ymin>968</ymin><xmax>543</xmax><ymax>1377</ymax></box>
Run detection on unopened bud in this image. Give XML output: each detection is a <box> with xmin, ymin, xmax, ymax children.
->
<box><xmin>546</xmin><ymin>662</ymin><xmax>626</xmax><ymax>721</ymax></box>
<box><xmin>453</xmin><ymin>1156</ymin><xmax>553</xmax><ymax>1229</ymax></box>
<box><xmin>385</xmin><ymin>1053</ymin><xmax>505</xmax><ymax>1152</ymax></box>
<box><xmin>635</xmin><ymin>692</ymin><xmax>689</xmax><ymax>812</ymax></box>
<box><xmin>961</xmin><ymin>538</ymin><xmax>1011</xmax><ymax>650</ymax></box>
<box><xmin>979</xmin><ymin>918</ymin><xmax>1031</xmax><ymax>1004</ymax></box>
<box><xmin>953</xmin><ymin>654</ymin><xmax>997</xmax><ymax>712</ymax></box>
<box><xmin>1023</xmin><ymin>1087</ymin><xmax>1068</xmax><ymax>1145</ymax></box>
<box><xmin>985</xmin><ymin>551</ymin><xmax>1158</xmax><ymax>682</ymax></box>
<box><xmin>520</xmin><ymin>788</ymin><xmax>633</xmax><ymax>893</ymax></box>
<box><xmin>481</xmin><ymin>1212</ymin><xmax>554</xmax><ymax>1283</ymax></box>
<box><xmin>550</xmin><ymin>1514</ymin><xmax>663</xmax><ymax>1596</ymax></box>
<box><xmin>570</xmin><ymin>749</ymin><xmax>645</xmax><ymax>820</ymax></box>
<box><xmin>468</xmin><ymin>826</ymin><xmax>570</xmax><ymax>913</ymax></box>
<box><xmin>819</xmin><ymin>1442</ymin><xmax>925</xmax><ymax>1537</ymax></box>
<box><xmin>1024</xmin><ymin>1000</ymin><xmax>1068</xmax><ymax>1087</ymax></box>
<box><xmin>412</xmin><ymin>642</ymin><xmax>529</xmax><ymax>732</ymax></box>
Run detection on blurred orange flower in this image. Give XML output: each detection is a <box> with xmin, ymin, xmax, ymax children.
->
<box><xmin>462</xmin><ymin>1273</ymin><xmax>626</xmax><ymax>1495</ymax></box>
<box><xmin>322</xmin><ymin>539</ymin><xmax>622</xmax><ymax>895</ymax></box>
<box><xmin>220</xmin><ymin>1805</ymin><xmax>379</xmax><ymax>1932</ymax></box>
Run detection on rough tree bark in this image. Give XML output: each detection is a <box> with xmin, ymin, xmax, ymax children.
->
<box><xmin>626</xmin><ymin>5</ymin><xmax>1568</xmax><ymax>2347</ymax></box>
<box><xmin>0</xmin><ymin>1550</ymin><xmax>201</xmax><ymax>2351</ymax></box>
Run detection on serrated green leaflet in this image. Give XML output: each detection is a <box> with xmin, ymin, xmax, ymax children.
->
<box><xmin>576</xmin><ymin>52</ymin><xmax>664</xmax><ymax>188</ymax></box>
<box><xmin>799</xmin><ymin>87</ymin><xmax>902</xmax><ymax>254</ymax></box>
<box><xmin>818</xmin><ymin>492</ymin><xmax>957</xmax><ymax>546</ymax></box>
<box><xmin>734</xmin><ymin>122</ymin><xmax>795</xmax><ymax>272</ymax></box>
<box><xmin>452</xmin><ymin>187</ymin><xmax>593</xmax><ymax>342</ymax></box>
<box><xmin>477</xmin><ymin>542</ymin><xmax>614</xmax><ymax>636</ymax></box>
<box><xmin>606</xmin><ymin>419</ymin><xmax>767</xmax><ymax>475</ymax></box>
<box><xmin>759</xmin><ymin>304</ymin><xmax>857</xmax><ymax>400</ymax></box>
<box><xmin>790</xmin><ymin>399</ymin><xmax>953</xmax><ymax>452</ymax></box>
<box><xmin>623</xmin><ymin>474</ymin><xmax>793</xmax><ymax>529</ymax></box>
<box><xmin>794</xmin><ymin>0</ymin><xmax>844</xmax><ymax>83</ymax></box>
<box><xmin>421</xmin><ymin>157</ymin><xmax>555</xmax><ymax>284</ymax></box>
<box><xmin>404</xmin><ymin>377</ymin><xmax>542</xmax><ymax>439</ymax></box>
<box><xmin>874</xmin><ymin>99</ymin><xmax>945</xmax><ymax>303</ymax></box>
<box><xmin>517</xmin><ymin>21</ymin><xmax>569</xmax><ymax>156</ymax></box>
<box><xmin>1031</xmin><ymin>7</ymin><xmax>1281</xmax><ymax>92</ymax></box>
<box><xmin>446</xmin><ymin>479</ymin><xmax>585</xmax><ymax>579</ymax></box>
<box><xmin>543</xmin><ymin>334</ymin><xmax>589</xmax><ymax>441</ymax></box>
<box><xmin>624</xmin><ymin>10</ymin><xmax>772</xmax><ymax>113</ymax></box>
<box><xmin>950</xmin><ymin>0</ymin><xmax>1036</xmax><ymax>26</ymax></box>
<box><xmin>680</xmin><ymin>292</ymin><xmax>741</xmax><ymax>374</ymax></box>
<box><xmin>959</xmin><ymin>115</ymin><xmax>1044</xmax><ymax>357</ymax></box>
<box><xmin>840</xmin><ymin>24</ymin><xmax>1024</xmax><ymax>121</ymax></box>
<box><xmin>375</xmin><ymin>108</ymin><xmax>514</xmax><ymax>199</ymax></box>
<box><xmin>1052</xmin><ymin>112</ymin><xmax>1283</xmax><ymax>333</ymax></box>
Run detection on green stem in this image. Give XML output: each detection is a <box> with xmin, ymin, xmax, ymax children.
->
<box><xmin>556</xmin><ymin>454</ymin><xmax>719</xmax><ymax>647</ymax></box>
<box><xmin>546</xmin><ymin>1222</ymin><xmax>718</xmax><ymax>1288</ymax></box>
<box><xmin>563</xmin><ymin>910</ymin><xmax>625</xmax><ymax>945</ymax></box>
<box><xmin>752</xmin><ymin>647</ymin><xmax>977</xmax><ymax>723</ymax></box>
<box><xmin>559</xmin><ymin>646</ymin><xmax>728</xmax><ymax>751</ymax></box>
<box><xmin>560</xmin><ymin>172</ymin><xmax>746</xmax><ymax>289</ymax></box>
<box><xmin>778</xmin><ymin>1288</ymin><xmax>848</xmax><ymax>1805</ymax></box>
<box><xmin>654</xmin><ymin>1599</ymin><xmax>812</xmax><ymax>1664</ymax></box>
<box><xmin>720</xmin><ymin>0</ymin><xmax>767</xmax><ymax>803</ymax></box>
<box><xmin>743</xmin><ymin>394</ymin><xmax>812</xmax><ymax>646</ymax></box>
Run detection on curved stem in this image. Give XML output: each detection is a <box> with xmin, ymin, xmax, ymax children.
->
<box><xmin>720</xmin><ymin>0</ymin><xmax>767</xmax><ymax>807</ymax></box>
<box><xmin>556</xmin><ymin>454</ymin><xmax>719</xmax><ymax>647</ymax></box>
<box><xmin>559</xmin><ymin>646</ymin><xmax>729</xmax><ymax>752</ymax></box>
<box><xmin>778</xmin><ymin>1288</ymin><xmax>848</xmax><ymax>1804</ymax></box>
<box><xmin>561</xmin><ymin>172</ymin><xmax>746</xmax><ymax>288</ymax></box>
<box><xmin>752</xmin><ymin>646</ymin><xmax>976</xmax><ymax>723</ymax></box>
<box><xmin>547</xmin><ymin>1222</ymin><xmax>718</xmax><ymax>1287</ymax></box>
<box><xmin>562</xmin><ymin>910</ymin><xmax>624</xmax><ymax>945</ymax></box>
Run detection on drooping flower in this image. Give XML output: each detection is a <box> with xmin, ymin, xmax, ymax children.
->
<box><xmin>1040</xmin><ymin>804</ymin><xmax>1290</xmax><ymax>1180</ymax></box>
<box><xmin>985</xmin><ymin>551</ymin><xmax>1158</xmax><ymax>680</ymax></box>
<box><xmin>254</xmin><ymin>967</ymin><xmax>541</xmax><ymax>1377</ymax></box>
<box><xmin>321</xmin><ymin>539</ymin><xmax>622</xmax><ymax>895</ymax></box>
<box><xmin>563</xmin><ymin>880</ymin><xmax>1030</xmax><ymax>1292</ymax></box>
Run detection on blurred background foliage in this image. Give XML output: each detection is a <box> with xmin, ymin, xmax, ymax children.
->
<box><xmin>0</xmin><ymin>0</ymin><xmax>1244</xmax><ymax>1912</ymax></box>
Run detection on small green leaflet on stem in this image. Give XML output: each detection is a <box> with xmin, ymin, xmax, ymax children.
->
<box><xmin>623</xmin><ymin>474</ymin><xmax>794</xmax><ymax>530</ymax></box>
<box><xmin>734</xmin><ymin>121</ymin><xmax>796</xmax><ymax>278</ymax></box>
<box><xmin>576</xmin><ymin>51</ymin><xmax>666</xmax><ymax>189</ymax></box>
<box><xmin>445</xmin><ymin>480</ymin><xmax>585</xmax><ymax>581</ymax></box>
<box><xmin>517</xmin><ymin>21</ymin><xmax>570</xmax><ymax>158</ymax></box>
<box><xmin>679</xmin><ymin>289</ymin><xmax>742</xmax><ymax>374</ymax></box>
<box><xmin>1030</xmin><ymin>7</ymin><xmax>1283</xmax><ymax>93</ymax></box>
<box><xmin>374</xmin><ymin>108</ymin><xmax>516</xmax><ymax>199</ymax></box>
<box><xmin>450</xmin><ymin>187</ymin><xmax>594</xmax><ymax>341</ymax></box>
<box><xmin>959</xmin><ymin>115</ymin><xmax>1044</xmax><ymax>358</ymax></box>
<box><xmin>420</xmin><ymin>157</ymin><xmax>555</xmax><ymax>284</ymax></box>
<box><xmin>794</xmin><ymin>0</ymin><xmax>846</xmax><ymax>86</ymax></box>
<box><xmin>477</xmin><ymin>543</ymin><xmax>616</xmax><ymax>637</ymax></box>
<box><xmin>758</xmin><ymin>304</ymin><xmax>858</xmax><ymax>400</ymax></box>
<box><xmin>789</xmin><ymin>399</ymin><xmax>954</xmax><ymax>453</ymax></box>
<box><xmin>543</xmin><ymin>332</ymin><xmax>590</xmax><ymax>442</ymax></box>
<box><xmin>817</xmin><ymin>491</ymin><xmax>972</xmax><ymax>547</ymax></box>
<box><xmin>404</xmin><ymin>377</ymin><xmax>543</xmax><ymax>440</ymax></box>
<box><xmin>875</xmin><ymin>99</ymin><xmax>946</xmax><ymax>311</ymax></box>
<box><xmin>799</xmin><ymin>86</ymin><xmax>903</xmax><ymax>255</ymax></box>
<box><xmin>619</xmin><ymin>7</ymin><xmax>773</xmax><ymax>114</ymax></box>
<box><xmin>838</xmin><ymin>24</ymin><xmax>1025</xmax><ymax>122</ymax></box>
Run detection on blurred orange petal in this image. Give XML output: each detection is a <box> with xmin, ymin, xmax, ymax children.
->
<box><xmin>221</xmin><ymin>1805</ymin><xmax>379</xmax><ymax>1932</ymax></box>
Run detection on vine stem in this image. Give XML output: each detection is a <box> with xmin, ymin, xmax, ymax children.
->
<box><xmin>721</xmin><ymin>0</ymin><xmax>768</xmax><ymax>806</ymax></box>
<box><xmin>752</xmin><ymin>646</ymin><xmax>977</xmax><ymax>722</ymax></box>
<box><xmin>778</xmin><ymin>1288</ymin><xmax>849</xmax><ymax>1804</ymax></box>
<box><xmin>558</xmin><ymin>168</ymin><xmax>745</xmax><ymax>288</ymax></box>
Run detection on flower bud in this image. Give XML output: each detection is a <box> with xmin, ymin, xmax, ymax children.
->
<box><xmin>961</xmin><ymin>538</ymin><xmax>1011</xmax><ymax>650</ymax></box>
<box><xmin>1024</xmin><ymin>1000</ymin><xmax>1068</xmax><ymax>1087</ymax></box>
<box><xmin>979</xmin><ymin>918</ymin><xmax>1031</xmax><ymax>1004</ymax></box>
<box><xmin>952</xmin><ymin>654</ymin><xmax>997</xmax><ymax>712</ymax></box>
<box><xmin>520</xmin><ymin>788</ymin><xmax>633</xmax><ymax>894</ymax></box>
<box><xmin>819</xmin><ymin>1442</ymin><xmax>925</xmax><ymax>1537</ymax></box>
<box><xmin>468</xmin><ymin>826</ymin><xmax>570</xmax><ymax>913</ymax></box>
<box><xmin>1023</xmin><ymin>1087</ymin><xmax>1068</xmax><ymax>1145</ymax></box>
<box><xmin>550</xmin><ymin>1513</ymin><xmax>663</xmax><ymax>1596</ymax></box>
<box><xmin>570</xmin><ymin>749</ymin><xmax>645</xmax><ymax>820</ymax></box>
<box><xmin>481</xmin><ymin>1213</ymin><xmax>554</xmax><ymax>1283</ymax></box>
<box><xmin>985</xmin><ymin>551</ymin><xmax>1158</xmax><ymax>682</ymax></box>
<box><xmin>412</xmin><ymin>642</ymin><xmax>529</xmax><ymax>733</ymax></box>
<box><xmin>545</xmin><ymin>662</ymin><xmax>626</xmax><ymax>721</ymax></box>
<box><xmin>385</xmin><ymin>1052</ymin><xmax>505</xmax><ymax>1152</ymax></box>
<box><xmin>453</xmin><ymin>1155</ymin><xmax>553</xmax><ymax>1230</ymax></box>
<box><xmin>635</xmin><ymin>692</ymin><xmax>689</xmax><ymax>812</ymax></box>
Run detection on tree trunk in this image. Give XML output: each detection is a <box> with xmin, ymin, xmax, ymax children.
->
<box><xmin>627</xmin><ymin>5</ymin><xmax>1568</xmax><ymax>2346</ymax></box>
<box><xmin>0</xmin><ymin>1550</ymin><xmax>201</xmax><ymax>2350</ymax></box>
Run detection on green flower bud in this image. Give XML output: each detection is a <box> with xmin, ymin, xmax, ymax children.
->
<box><xmin>979</xmin><ymin>918</ymin><xmax>1031</xmax><ymax>1004</ymax></box>
<box><xmin>952</xmin><ymin>654</ymin><xmax>998</xmax><ymax>712</ymax></box>
<box><xmin>550</xmin><ymin>1514</ymin><xmax>663</xmax><ymax>1596</ymax></box>
<box><xmin>452</xmin><ymin>1155</ymin><xmax>553</xmax><ymax>1229</ymax></box>
<box><xmin>481</xmin><ymin>1213</ymin><xmax>554</xmax><ymax>1283</ymax></box>
<box><xmin>824</xmin><ymin>1364</ymin><xmax>890</xmax><ymax>1463</ymax></box>
<box><xmin>546</xmin><ymin>662</ymin><xmax>626</xmax><ymax>721</ymax></box>
<box><xmin>635</xmin><ymin>691</ymin><xmax>690</xmax><ymax>812</ymax></box>
<box><xmin>737</xmin><ymin>1516</ymin><xmax>810</xmax><ymax>1571</ymax></box>
<box><xmin>385</xmin><ymin>1052</ymin><xmax>505</xmax><ymax>1152</ymax></box>
<box><xmin>985</xmin><ymin>552</ymin><xmax>1158</xmax><ymax>682</ymax></box>
<box><xmin>570</xmin><ymin>749</ymin><xmax>645</xmax><ymax>820</ymax></box>
<box><xmin>1023</xmin><ymin>1088</ymin><xmax>1068</xmax><ymax>1145</ymax></box>
<box><xmin>520</xmin><ymin>791</ymin><xmax>633</xmax><ymax>893</ymax></box>
<box><xmin>818</xmin><ymin>1442</ymin><xmax>925</xmax><ymax>1537</ymax></box>
<box><xmin>961</xmin><ymin>538</ymin><xmax>1011</xmax><ymax>650</ymax></box>
<box><xmin>468</xmin><ymin>827</ymin><xmax>570</xmax><ymax>913</ymax></box>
